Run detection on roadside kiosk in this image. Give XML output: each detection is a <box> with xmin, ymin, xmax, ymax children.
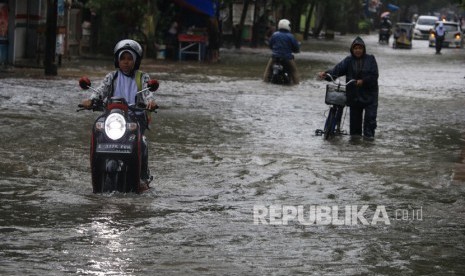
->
<box><xmin>178</xmin><ymin>33</ymin><xmax>207</xmax><ymax>61</ymax></box>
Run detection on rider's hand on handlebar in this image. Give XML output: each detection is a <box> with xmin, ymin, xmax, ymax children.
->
<box><xmin>146</xmin><ymin>100</ymin><xmax>159</xmax><ymax>111</ymax></box>
<box><xmin>147</xmin><ymin>79</ymin><xmax>159</xmax><ymax>91</ymax></box>
<box><xmin>356</xmin><ymin>79</ymin><xmax>363</xmax><ymax>87</ymax></box>
<box><xmin>81</xmin><ymin>99</ymin><xmax>93</xmax><ymax>109</ymax></box>
<box><xmin>317</xmin><ymin>72</ymin><xmax>327</xmax><ymax>80</ymax></box>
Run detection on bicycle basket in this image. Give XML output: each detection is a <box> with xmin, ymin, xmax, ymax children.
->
<box><xmin>325</xmin><ymin>84</ymin><xmax>346</xmax><ymax>106</ymax></box>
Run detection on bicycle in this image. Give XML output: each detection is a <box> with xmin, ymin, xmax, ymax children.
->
<box><xmin>315</xmin><ymin>74</ymin><xmax>355</xmax><ymax>140</ymax></box>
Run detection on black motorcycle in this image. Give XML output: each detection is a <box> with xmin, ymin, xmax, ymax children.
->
<box><xmin>379</xmin><ymin>28</ymin><xmax>391</xmax><ymax>44</ymax></box>
<box><xmin>77</xmin><ymin>79</ymin><xmax>156</xmax><ymax>193</ymax></box>
<box><xmin>269</xmin><ymin>58</ymin><xmax>291</xmax><ymax>85</ymax></box>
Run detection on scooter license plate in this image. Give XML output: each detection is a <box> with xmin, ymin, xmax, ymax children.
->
<box><xmin>96</xmin><ymin>143</ymin><xmax>133</xmax><ymax>154</ymax></box>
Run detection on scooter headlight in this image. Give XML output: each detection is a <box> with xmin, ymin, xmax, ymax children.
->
<box><xmin>105</xmin><ymin>113</ymin><xmax>126</xmax><ymax>140</ymax></box>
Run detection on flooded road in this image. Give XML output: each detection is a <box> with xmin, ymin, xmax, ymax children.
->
<box><xmin>1</xmin><ymin>35</ymin><xmax>465</xmax><ymax>275</ymax></box>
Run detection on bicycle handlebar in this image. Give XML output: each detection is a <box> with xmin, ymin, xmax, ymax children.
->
<box><xmin>324</xmin><ymin>73</ymin><xmax>356</xmax><ymax>86</ymax></box>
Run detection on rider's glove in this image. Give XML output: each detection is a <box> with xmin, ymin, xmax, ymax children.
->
<box><xmin>147</xmin><ymin>79</ymin><xmax>159</xmax><ymax>91</ymax></box>
<box><xmin>79</xmin><ymin>76</ymin><xmax>91</xmax><ymax>90</ymax></box>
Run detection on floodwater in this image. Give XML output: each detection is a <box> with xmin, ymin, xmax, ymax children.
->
<box><xmin>1</xmin><ymin>35</ymin><xmax>465</xmax><ymax>275</ymax></box>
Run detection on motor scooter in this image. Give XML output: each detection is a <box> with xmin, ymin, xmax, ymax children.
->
<box><xmin>77</xmin><ymin>78</ymin><xmax>157</xmax><ymax>193</ymax></box>
<box><xmin>268</xmin><ymin>57</ymin><xmax>291</xmax><ymax>85</ymax></box>
<box><xmin>379</xmin><ymin>28</ymin><xmax>391</xmax><ymax>44</ymax></box>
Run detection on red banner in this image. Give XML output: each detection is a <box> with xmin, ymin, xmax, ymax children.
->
<box><xmin>0</xmin><ymin>3</ymin><xmax>8</xmax><ymax>38</ymax></box>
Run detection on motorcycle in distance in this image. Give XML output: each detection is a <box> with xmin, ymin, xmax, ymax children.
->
<box><xmin>77</xmin><ymin>78</ymin><xmax>158</xmax><ymax>193</ymax></box>
<box><xmin>268</xmin><ymin>57</ymin><xmax>291</xmax><ymax>85</ymax></box>
<box><xmin>379</xmin><ymin>14</ymin><xmax>392</xmax><ymax>45</ymax></box>
<box><xmin>379</xmin><ymin>28</ymin><xmax>391</xmax><ymax>44</ymax></box>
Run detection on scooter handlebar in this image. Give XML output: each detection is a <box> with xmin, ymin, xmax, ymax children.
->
<box><xmin>130</xmin><ymin>103</ymin><xmax>159</xmax><ymax>113</ymax></box>
<box><xmin>76</xmin><ymin>99</ymin><xmax>104</xmax><ymax>112</ymax></box>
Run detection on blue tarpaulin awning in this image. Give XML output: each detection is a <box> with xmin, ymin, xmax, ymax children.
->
<box><xmin>173</xmin><ymin>0</ymin><xmax>216</xmax><ymax>17</ymax></box>
<box><xmin>387</xmin><ymin>3</ymin><xmax>399</xmax><ymax>12</ymax></box>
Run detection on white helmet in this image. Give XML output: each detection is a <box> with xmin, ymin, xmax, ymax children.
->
<box><xmin>278</xmin><ymin>19</ymin><xmax>291</xmax><ymax>31</ymax></box>
<box><xmin>113</xmin><ymin>39</ymin><xmax>143</xmax><ymax>70</ymax></box>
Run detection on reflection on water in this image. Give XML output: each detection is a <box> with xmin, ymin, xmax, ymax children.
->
<box><xmin>76</xmin><ymin>206</ymin><xmax>132</xmax><ymax>275</ymax></box>
<box><xmin>1</xmin><ymin>35</ymin><xmax>465</xmax><ymax>275</ymax></box>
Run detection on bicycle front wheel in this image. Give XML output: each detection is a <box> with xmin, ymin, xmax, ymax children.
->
<box><xmin>323</xmin><ymin>107</ymin><xmax>337</xmax><ymax>140</ymax></box>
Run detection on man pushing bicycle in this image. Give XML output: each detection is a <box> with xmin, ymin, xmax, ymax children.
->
<box><xmin>318</xmin><ymin>36</ymin><xmax>379</xmax><ymax>140</ymax></box>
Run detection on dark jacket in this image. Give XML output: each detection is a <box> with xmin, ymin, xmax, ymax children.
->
<box><xmin>325</xmin><ymin>37</ymin><xmax>379</xmax><ymax>107</ymax></box>
<box><xmin>269</xmin><ymin>29</ymin><xmax>300</xmax><ymax>60</ymax></box>
<box><xmin>380</xmin><ymin>18</ymin><xmax>392</xmax><ymax>29</ymax></box>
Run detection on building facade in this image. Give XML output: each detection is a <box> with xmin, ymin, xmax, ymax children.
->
<box><xmin>0</xmin><ymin>0</ymin><xmax>82</xmax><ymax>66</ymax></box>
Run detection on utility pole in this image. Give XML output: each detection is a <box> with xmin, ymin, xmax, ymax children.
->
<box><xmin>44</xmin><ymin>0</ymin><xmax>57</xmax><ymax>76</ymax></box>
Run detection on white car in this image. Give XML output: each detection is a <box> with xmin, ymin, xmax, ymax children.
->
<box><xmin>413</xmin><ymin>15</ymin><xmax>438</xmax><ymax>39</ymax></box>
<box><xmin>429</xmin><ymin>21</ymin><xmax>464</xmax><ymax>48</ymax></box>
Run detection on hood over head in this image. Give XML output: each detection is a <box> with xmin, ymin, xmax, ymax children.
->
<box><xmin>350</xmin><ymin>36</ymin><xmax>366</xmax><ymax>56</ymax></box>
<box><xmin>118</xmin><ymin>49</ymin><xmax>137</xmax><ymax>63</ymax></box>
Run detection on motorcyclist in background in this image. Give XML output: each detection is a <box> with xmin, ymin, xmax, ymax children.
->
<box><xmin>263</xmin><ymin>19</ymin><xmax>300</xmax><ymax>85</ymax></box>
<box><xmin>80</xmin><ymin>39</ymin><xmax>159</xmax><ymax>189</ymax></box>
<box><xmin>379</xmin><ymin>15</ymin><xmax>392</xmax><ymax>43</ymax></box>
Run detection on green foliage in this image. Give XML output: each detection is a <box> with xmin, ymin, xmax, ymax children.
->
<box><xmin>83</xmin><ymin>0</ymin><xmax>464</xmax><ymax>54</ymax></box>
<box><xmin>358</xmin><ymin>19</ymin><xmax>371</xmax><ymax>33</ymax></box>
<box><xmin>273</xmin><ymin>0</ymin><xmax>301</xmax><ymax>9</ymax></box>
<box><xmin>154</xmin><ymin>1</ymin><xmax>178</xmax><ymax>44</ymax></box>
<box><xmin>85</xmin><ymin>0</ymin><xmax>148</xmax><ymax>53</ymax></box>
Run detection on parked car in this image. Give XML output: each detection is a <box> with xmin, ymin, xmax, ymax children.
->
<box><xmin>413</xmin><ymin>15</ymin><xmax>438</xmax><ymax>39</ymax></box>
<box><xmin>429</xmin><ymin>21</ymin><xmax>464</xmax><ymax>48</ymax></box>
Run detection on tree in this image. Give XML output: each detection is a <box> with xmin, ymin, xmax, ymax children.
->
<box><xmin>303</xmin><ymin>1</ymin><xmax>316</xmax><ymax>40</ymax></box>
<box><xmin>45</xmin><ymin>0</ymin><xmax>57</xmax><ymax>76</ymax></box>
<box><xmin>233</xmin><ymin>0</ymin><xmax>250</xmax><ymax>49</ymax></box>
<box><xmin>85</xmin><ymin>0</ymin><xmax>149</xmax><ymax>53</ymax></box>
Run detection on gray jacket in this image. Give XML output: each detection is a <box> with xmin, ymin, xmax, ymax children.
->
<box><xmin>89</xmin><ymin>70</ymin><xmax>155</xmax><ymax>105</ymax></box>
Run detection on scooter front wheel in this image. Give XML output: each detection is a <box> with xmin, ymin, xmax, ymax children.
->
<box><xmin>91</xmin><ymin>157</ymin><xmax>104</xmax><ymax>193</ymax></box>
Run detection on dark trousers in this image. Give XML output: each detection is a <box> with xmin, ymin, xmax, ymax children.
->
<box><xmin>263</xmin><ymin>58</ymin><xmax>300</xmax><ymax>84</ymax></box>
<box><xmin>435</xmin><ymin>36</ymin><xmax>444</xmax><ymax>53</ymax></box>
<box><xmin>349</xmin><ymin>104</ymin><xmax>378</xmax><ymax>137</ymax></box>
<box><xmin>134</xmin><ymin>111</ymin><xmax>150</xmax><ymax>180</ymax></box>
<box><xmin>140</xmin><ymin>135</ymin><xmax>150</xmax><ymax>179</ymax></box>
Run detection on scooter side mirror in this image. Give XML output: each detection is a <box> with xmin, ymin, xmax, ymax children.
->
<box><xmin>79</xmin><ymin>76</ymin><xmax>91</xmax><ymax>90</ymax></box>
<box><xmin>147</xmin><ymin>79</ymin><xmax>159</xmax><ymax>92</ymax></box>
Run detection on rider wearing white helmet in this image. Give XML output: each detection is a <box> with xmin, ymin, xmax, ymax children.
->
<box><xmin>81</xmin><ymin>39</ymin><xmax>159</xmax><ymax>189</ymax></box>
<box><xmin>263</xmin><ymin>19</ymin><xmax>300</xmax><ymax>85</ymax></box>
<box><xmin>113</xmin><ymin>39</ymin><xmax>144</xmax><ymax>71</ymax></box>
<box><xmin>278</xmin><ymin>19</ymin><xmax>291</xmax><ymax>31</ymax></box>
